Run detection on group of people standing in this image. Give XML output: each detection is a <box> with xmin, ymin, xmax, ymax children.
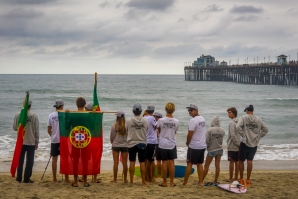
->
<box><xmin>13</xmin><ymin>98</ymin><xmax>268</xmax><ymax>188</ymax></box>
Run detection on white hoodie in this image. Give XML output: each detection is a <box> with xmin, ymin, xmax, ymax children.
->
<box><xmin>236</xmin><ymin>114</ymin><xmax>268</xmax><ymax>147</ymax></box>
<box><xmin>126</xmin><ymin>115</ymin><xmax>148</xmax><ymax>148</ymax></box>
<box><xmin>206</xmin><ymin>116</ymin><xmax>225</xmax><ymax>152</ymax></box>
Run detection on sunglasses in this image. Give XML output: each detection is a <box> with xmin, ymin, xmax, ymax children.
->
<box><xmin>188</xmin><ymin>109</ymin><xmax>195</xmax><ymax>112</ymax></box>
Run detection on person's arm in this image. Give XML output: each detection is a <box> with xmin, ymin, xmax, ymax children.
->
<box><xmin>236</xmin><ymin>117</ymin><xmax>245</xmax><ymax>138</ymax></box>
<box><xmin>47</xmin><ymin>126</ymin><xmax>52</xmax><ymax>136</ymax></box>
<box><xmin>230</xmin><ymin>122</ymin><xmax>240</xmax><ymax>147</ymax></box>
<box><xmin>259</xmin><ymin>121</ymin><xmax>269</xmax><ymax>138</ymax></box>
<box><xmin>186</xmin><ymin>130</ymin><xmax>194</xmax><ymax>146</ymax></box>
<box><xmin>13</xmin><ymin>114</ymin><xmax>19</xmax><ymax>131</ymax></box>
<box><xmin>34</xmin><ymin>115</ymin><xmax>39</xmax><ymax>150</ymax></box>
<box><xmin>205</xmin><ymin>130</ymin><xmax>211</xmax><ymax>148</ymax></box>
<box><xmin>110</xmin><ymin>124</ymin><xmax>116</xmax><ymax>144</ymax></box>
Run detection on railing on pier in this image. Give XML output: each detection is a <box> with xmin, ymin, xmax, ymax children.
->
<box><xmin>184</xmin><ymin>62</ymin><xmax>298</xmax><ymax>85</ymax></box>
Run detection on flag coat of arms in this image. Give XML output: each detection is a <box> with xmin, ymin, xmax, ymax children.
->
<box><xmin>10</xmin><ymin>92</ymin><xmax>29</xmax><ymax>177</ymax></box>
<box><xmin>58</xmin><ymin>111</ymin><xmax>103</xmax><ymax>175</ymax></box>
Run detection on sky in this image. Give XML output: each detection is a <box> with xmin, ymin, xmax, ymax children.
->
<box><xmin>0</xmin><ymin>0</ymin><xmax>298</xmax><ymax>74</ymax></box>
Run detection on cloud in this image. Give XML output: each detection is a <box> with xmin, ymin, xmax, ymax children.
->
<box><xmin>126</xmin><ymin>0</ymin><xmax>175</xmax><ymax>11</ymax></box>
<box><xmin>204</xmin><ymin>4</ymin><xmax>224</xmax><ymax>12</ymax></box>
<box><xmin>99</xmin><ymin>1</ymin><xmax>108</xmax><ymax>8</ymax></box>
<box><xmin>230</xmin><ymin>5</ymin><xmax>264</xmax><ymax>14</ymax></box>
<box><xmin>2</xmin><ymin>8</ymin><xmax>43</xmax><ymax>19</ymax></box>
<box><xmin>234</xmin><ymin>15</ymin><xmax>259</xmax><ymax>21</ymax></box>
<box><xmin>8</xmin><ymin>0</ymin><xmax>56</xmax><ymax>4</ymax></box>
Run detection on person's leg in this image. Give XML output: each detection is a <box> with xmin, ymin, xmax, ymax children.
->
<box><xmin>229</xmin><ymin>160</ymin><xmax>234</xmax><ymax>181</ymax></box>
<box><xmin>197</xmin><ymin>163</ymin><xmax>204</xmax><ymax>186</ymax></box>
<box><xmin>52</xmin><ymin>156</ymin><xmax>58</xmax><ymax>182</ymax></box>
<box><xmin>24</xmin><ymin>145</ymin><xmax>35</xmax><ymax>182</ymax></box>
<box><xmin>146</xmin><ymin>160</ymin><xmax>152</xmax><ymax>182</ymax></box>
<box><xmin>156</xmin><ymin>160</ymin><xmax>162</xmax><ymax>177</ymax></box>
<box><xmin>73</xmin><ymin>175</ymin><xmax>78</xmax><ymax>186</ymax></box>
<box><xmin>64</xmin><ymin>174</ymin><xmax>70</xmax><ymax>183</ymax></box>
<box><xmin>128</xmin><ymin>147</ymin><xmax>137</xmax><ymax>184</ymax></box>
<box><xmin>111</xmin><ymin>150</ymin><xmax>120</xmax><ymax>183</ymax></box>
<box><xmin>83</xmin><ymin>175</ymin><xmax>89</xmax><ymax>186</ymax></box>
<box><xmin>234</xmin><ymin>161</ymin><xmax>239</xmax><ymax>180</ymax></box>
<box><xmin>16</xmin><ymin>146</ymin><xmax>26</xmax><ymax>182</ymax></box>
<box><xmin>140</xmin><ymin>161</ymin><xmax>147</xmax><ymax>186</ymax></box>
<box><xmin>129</xmin><ymin>161</ymin><xmax>135</xmax><ymax>184</ymax></box>
<box><xmin>203</xmin><ymin>155</ymin><xmax>213</xmax><ymax>180</ymax></box>
<box><xmin>151</xmin><ymin>161</ymin><xmax>156</xmax><ymax>182</ymax></box>
<box><xmin>183</xmin><ymin>162</ymin><xmax>193</xmax><ymax>185</ymax></box>
<box><xmin>161</xmin><ymin>160</ymin><xmax>168</xmax><ymax>186</ymax></box>
<box><xmin>168</xmin><ymin>159</ymin><xmax>175</xmax><ymax>186</ymax></box>
<box><xmin>121</xmin><ymin>152</ymin><xmax>128</xmax><ymax>183</ymax></box>
<box><xmin>239</xmin><ymin>160</ymin><xmax>244</xmax><ymax>180</ymax></box>
<box><xmin>214</xmin><ymin>155</ymin><xmax>221</xmax><ymax>183</ymax></box>
<box><xmin>247</xmin><ymin>160</ymin><xmax>253</xmax><ymax>180</ymax></box>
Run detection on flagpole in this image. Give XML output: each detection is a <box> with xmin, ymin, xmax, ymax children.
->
<box><xmin>57</xmin><ymin>110</ymin><xmax>117</xmax><ymax>114</ymax></box>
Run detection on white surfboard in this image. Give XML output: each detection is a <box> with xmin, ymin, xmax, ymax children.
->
<box><xmin>217</xmin><ymin>184</ymin><xmax>247</xmax><ymax>194</ymax></box>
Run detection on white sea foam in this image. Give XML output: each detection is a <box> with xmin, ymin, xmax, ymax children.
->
<box><xmin>1</xmin><ymin>135</ymin><xmax>298</xmax><ymax>162</ymax></box>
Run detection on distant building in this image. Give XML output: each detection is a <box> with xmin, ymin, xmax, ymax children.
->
<box><xmin>220</xmin><ymin>60</ymin><xmax>227</xmax><ymax>66</ymax></box>
<box><xmin>192</xmin><ymin>54</ymin><xmax>216</xmax><ymax>67</ymax></box>
<box><xmin>277</xmin><ymin>54</ymin><xmax>287</xmax><ymax>65</ymax></box>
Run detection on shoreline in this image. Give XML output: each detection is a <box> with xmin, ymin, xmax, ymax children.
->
<box><xmin>1</xmin><ymin>159</ymin><xmax>298</xmax><ymax>174</ymax></box>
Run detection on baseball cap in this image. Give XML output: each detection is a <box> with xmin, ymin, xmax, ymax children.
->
<box><xmin>53</xmin><ymin>99</ymin><xmax>64</xmax><ymax>107</ymax></box>
<box><xmin>244</xmin><ymin>104</ymin><xmax>254</xmax><ymax>112</ymax></box>
<box><xmin>153</xmin><ymin>112</ymin><xmax>162</xmax><ymax>118</ymax></box>
<box><xmin>186</xmin><ymin>104</ymin><xmax>198</xmax><ymax>110</ymax></box>
<box><xmin>28</xmin><ymin>100</ymin><xmax>32</xmax><ymax>106</ymax></box>
<box><xmin>146</xmin><ymin>105</ymin><xmax>155</xmax><ymax>111</ymax></box>
<box><xmin>115</xmin><ymin>110</ymin><xmax>125</xmax><ymax>117</ymax></box>
<box><xmin>85</xmin><ymin>103</ymin><xmax>93</xmax><ymax>111</ymax></box>
<box><xmin>133</xmin><ymin>103</ymin><xmax>142</xmax><ymax>112</ymax></box>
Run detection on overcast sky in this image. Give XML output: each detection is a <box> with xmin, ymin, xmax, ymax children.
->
<box><xmin>0</xmin><ymin>0</ymin><xmax>297</xmax><ymax>74</ymax></box>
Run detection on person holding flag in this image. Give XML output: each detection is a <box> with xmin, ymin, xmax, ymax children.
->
<box><xmin>13</xmin><ymin>97</ymin><xmax>39</xmax><ymax>183</ymax></box>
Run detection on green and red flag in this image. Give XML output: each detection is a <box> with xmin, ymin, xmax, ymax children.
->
<box><xmin>11</xmin><ymin>92</ymin><xmax>29</xmax><ymax>177</ymax></box>
<box><xmin>93</xmin><ymin>72</ymin><xmax>100</xmax><ymax>111</ymax></box>
<box><xmin>58</xmin><ymin>111</ymin><xmax>103</xmax><ymax>175</ymax></box>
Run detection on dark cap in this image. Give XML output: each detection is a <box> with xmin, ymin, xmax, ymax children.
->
<box><xmin>133</xmin><ymin>103</ymin><xmax>142</xmax><ymax>112</ymax></box>
<box><xmin>53</xmin><ymin>99</ymin><xmax>64</xmax><ymax>108</ymax></box>
<box><xmin>244</xmin><ymin>104</ymin><xmax>254</xmax><ymax>112</ymax></box>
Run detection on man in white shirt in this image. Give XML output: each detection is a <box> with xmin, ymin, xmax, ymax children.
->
<box><xmin>183</xmin><ymin>104</ymin><xmax>207</xmax><ymax>186</ymax></box>
<box><xmin>47</xmin><ymin>99</ymin><xmax>69</xmax><ymax>183</ymax></box>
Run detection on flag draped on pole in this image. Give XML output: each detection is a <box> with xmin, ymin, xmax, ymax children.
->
<box><xmin>58</xmin><ymin>111</ymin><xmax>103</xmax><ymax>175</ymax></box>
<box><xmin>11</xmin><ymin>92</ymin><xmax>29</xmax><ymax>177</ymax></box>
<box><xmin>93</xmin><ymin>72</ymin><xmax>100</xmax><ymax>111</ymax></box>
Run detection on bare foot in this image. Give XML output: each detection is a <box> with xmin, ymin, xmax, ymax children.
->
<box><xmin>64</xmin><ymin>180</ymin><xmax>71</xmax><ymax>184</ymax></box>
<box><xmin>142</xmin><ymin>182</ymin><xmax>147</xmax><ymax>186</ymax></box>
<box><xmin>52</xmin><ymin>179</ymin><xmax>57</xmax><ymax>183</ymax></box>
<box><xmin>124</xmin><ymin>180</ymin><xmax>128</xmax><ymax>183</ymax></box>
<box><xmin>110</xmin><ymin>180</ymin><xmax>117</xmax><ymax>183</ymax></box>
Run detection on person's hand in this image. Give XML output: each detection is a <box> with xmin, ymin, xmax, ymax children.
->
<box><xmin>65</xmin><ymin>109</ymin><xmax>70</xmax><ymax>113</ymax></box>
<box><xmin>35</xmin><ymin>145</ymin><xmax>38</xmax><ymax>150</ymax></box>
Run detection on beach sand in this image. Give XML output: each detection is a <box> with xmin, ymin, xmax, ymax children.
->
<box><xmin>1</xmin><ymin>160</ymin><xmax>298</xmax><ymax>199</ymax></box>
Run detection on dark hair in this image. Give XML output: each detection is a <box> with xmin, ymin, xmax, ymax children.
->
<box><xmin>133</xmin><ymin>110</ymin><xmax>142</xmax><ymax>115</ymax></box>
<box><xmin>227</xmin><ymin>107</ymin><xmax>238</xmax><ymax>117</ymax></box>
<box><xmin>146</xmin><ymin>110</ymin><xmax>154</xmax><ymax>114</ymax></box>
<box><xmin>76</xmin><ymin>97</ymin><xmax>86</xmax><ymax>108</ymax></box>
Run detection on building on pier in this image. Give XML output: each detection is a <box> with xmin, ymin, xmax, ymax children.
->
<box><xmin>192</xmin><ymin>54</ymin><xmax>216</xmax><ymax>67</ymax></box>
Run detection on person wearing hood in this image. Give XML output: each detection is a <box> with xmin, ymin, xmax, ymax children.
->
<box><xmin>203</xmin><ymin>115</ymin><xmax>225</xmax><ymax>186</ymax></box>
<box><xmin>126</xmin><ymin>103</ymin><xmax>148</xmax><ymax>186</ymax></box>
<box><xmin>226</xmin><ymin>107</ymin><xmax>240</xmax><ymax>183</ymax></box>
<box><xmin>236</xmin><ymin>104</ymin><xmax>268</xmax><ymax>186</ymax></box>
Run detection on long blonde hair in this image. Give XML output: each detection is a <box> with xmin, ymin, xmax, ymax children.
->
<box><xmin>115</xmin><ymin>116</ymin><xmax>126</xmax><ymax>136</ymax></box>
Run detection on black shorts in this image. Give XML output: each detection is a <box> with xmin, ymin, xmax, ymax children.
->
<box><xmin>187</xmin><ymin>147</ymin><xmax>205</xmax><ymax>164</ymax></box>
<box><xmin>50</xmin><ymin>143</ymin><xmax>60</xmax><ymax>156</ymax></box>
<box><xmin>239</xmin><ymin>142</ymin><xmax>257</xmax><ymax>161</ymax></box>
<box><xmin>128</xmin><ymin>144</ymin><xmax>146</xmax><ymax>163</ymax></box>
<box><xmin>112</xmin><ymin>147</ymin><xmax>128</xmax><ymax>152</ymax></box>
<box><xmin>159</xmin><ymin>146</ymin><xmax>177</xmax><ymax>161</ymax></box>
<box><xmin>155</xmin><ymin>146</ymin><xmax>161</xmax><ymax>161</ymax></box>
<box><xmin>146</xmin><ymin>144</ymin><xmax>156</xmax><ymax>162</ymax></box>
<box><xmin>228</xmin><ymin>151</ymin><xmax>239</xmax><ymax>161</ymax></box>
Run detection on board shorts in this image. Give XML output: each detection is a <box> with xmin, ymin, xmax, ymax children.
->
<box><xmin>50</xmin><ymin>143</ymin><xmax>60</xmax><ymax>156</ymax></box>
<box><xmin>159</xmin><ymin>146</ymin><xmax>177</xmax><ymax>161</ymax></box>
<box><xmin>112</xmin><ymin>147</ymin><xmax>128</xmax><ymax>152</ymax></box>
<box><xmin>187</xmin><ymin>147</ymin><xmax>205</xmax><ymax>164</ymax></box>
<box><xmin>207</xmin><ymin>149</ymin><xmax>223</xmax><ymax>157</ymax></box>
<box><xmin>228</xmin><ymin>151</ymin><xmax>239</xmax><ymax>161</ymax></box>
<box><xmin>128</xmin><ymin>144</ymin><xmax>146</xmax><ymax>163</ymax></box>
<box><xmin>155</xmin><ymin>146</ymin><xmax>161</xmax><ymax>161</ymax></box>
<box><xmin>146</xmin><ymin>144</ymin><xmax>156</xmax><ymax>162</ymax></box>
<box><xmin>239</xmin><ymin>142</ymin><xmax>257</xmax><ymax>161</ymax></box>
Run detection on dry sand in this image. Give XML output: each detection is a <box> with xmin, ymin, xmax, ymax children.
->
<box><xmin>1</xmin><ymin>160</ymin><xmax>298</xmax><ymax>199</ymax></box>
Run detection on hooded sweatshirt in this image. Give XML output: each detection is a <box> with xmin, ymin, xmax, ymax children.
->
<box><xmin>126</xmin><ymin>115</ymin><xmax>148</xmax><ymax>148</ymax></box>
<box><xmin>206</xmin><ymin>116</ymin><xmax>225</xmax><ymax>152</ymax></box>
<box><xmin>227</xmin><ymin>118</ymin><xmax>241</xmax><ymax>151</ymax></box>
<box><xmin>13</xmin><ymin>111</ymin><xmax>39</xmax><ymax>146</ymax></box>
<box><xmin>236</xmin><ymin>114</ymin><xmax>268</xmax><ymax>147</ymax></box>
<box><xmin>110</xmin><ymin>122</ymin><xmax>128</xmax><ymax>148</ymax></box>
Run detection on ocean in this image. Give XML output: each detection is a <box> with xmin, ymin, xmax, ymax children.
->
<box><xmin>0</xmin><ymin>74</ymin><xmax>298</xmax><ymax>161</ymax></box>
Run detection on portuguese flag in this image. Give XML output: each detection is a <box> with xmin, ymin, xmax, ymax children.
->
<box><xmin>58</xmin><ymin>111</ymin><xmax>103</xmax><ymax>175</ymax></box>
<box><xmin>11</xmin><ymin>92</ymin><xmax>29</xmax><ymax>177</ymax></box>
<box><xmin>93</xmin><ymin>72</ymin><xmax>100</xmax><ymax>111</ymax></box>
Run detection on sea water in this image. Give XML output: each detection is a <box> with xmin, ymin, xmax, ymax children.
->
<box><xmin>0</xmin><ymin>74</ymin><xmax>298</xmax><ymax>161</ymax></box>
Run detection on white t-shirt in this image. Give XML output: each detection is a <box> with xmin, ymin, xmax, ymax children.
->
<box><xmin>145</xmin><ymin>115</ymin><xmax>158</xmax><ymax>144</ymax></box>
<box><xmin>157</xmin><ymin>117</ymin><xmax>179</xmax><ymax>149</ymax></box>
<box><xmin>188</xmin><ymin>115</ymin><xmax>207</xmax><ymax>149</ymax></box>
<box><xmin>47</xmin><ymin>111</ymin><xmax>60</xmax><ymax>143</ymax></box>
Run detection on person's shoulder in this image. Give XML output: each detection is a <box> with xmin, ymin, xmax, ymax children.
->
<box><xmin>48</xmin><ymin>111</ymin><xmax>57</xmax><ymax>117</ymax></box>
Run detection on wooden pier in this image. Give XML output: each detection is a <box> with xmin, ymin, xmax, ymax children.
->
<box><xmin>184</xmin><ymin>63</ymin><xmax>298</xmax><ymax>85</ymax></box>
